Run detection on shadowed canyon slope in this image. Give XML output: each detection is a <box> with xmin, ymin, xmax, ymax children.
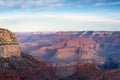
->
<box><xmin>62</xmin><ymin>63</ymin><xmax>120</xmax><ymax>80</ymax></box>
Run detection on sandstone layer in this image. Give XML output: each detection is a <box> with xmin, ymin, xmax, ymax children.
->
<box><xmin>0</xmin><ymin>28</ymin><xmax>20</xmax><ymax>58</ymax></box>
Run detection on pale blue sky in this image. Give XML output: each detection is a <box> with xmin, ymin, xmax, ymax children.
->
<box><xmin>0</xmin><ymin>0</ymin><xmax>120</xmax><ymax>31</ymax></box>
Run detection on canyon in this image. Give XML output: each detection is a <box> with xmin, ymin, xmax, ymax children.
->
<box><xmin>16</xmin><ymin>31</ymin><xmax>120</xmax><ymax>67</ymax></box>
<box><xmin>16</xmin><ymin>31</ymin><xmax>120</xmax><ymax>79</ymax></box>
<box><xmin>0</xmin><ymin>28</ymin><xmax>120</xmax><ymax>80</ymax></box>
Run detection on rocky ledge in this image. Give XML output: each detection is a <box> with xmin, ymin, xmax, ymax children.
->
<box><xmin>0</xmin><ymin>28</ymin><xmax>20</xmax><ymax>58</ymax></box>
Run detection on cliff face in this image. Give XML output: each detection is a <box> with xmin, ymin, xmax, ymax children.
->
<box><xmin>0</xmin><ymin>28</ymin><xmax>59</xmax><ymax>80</ymax></box>
<box><xmin>0</xmin><ymin>28</ymin><xmax>20</xmax><ymax>58</ymax></box>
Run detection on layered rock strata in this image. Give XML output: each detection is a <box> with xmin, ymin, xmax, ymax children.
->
<box><xmin>0</xmin><ymin>28</ymin><xmax>20</xmax><ymax>58</ymax></box>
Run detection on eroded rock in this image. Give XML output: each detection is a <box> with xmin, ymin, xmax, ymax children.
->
<box><xmin>0</xmin><ymin>28</ymin><xmax>20</xmax><ymax>58</ymax></box>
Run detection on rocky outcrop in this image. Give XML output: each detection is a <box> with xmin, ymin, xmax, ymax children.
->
<box><xmin>0</xmin><ymin>28</ymin><xmax>59</xmax><ymax>80</ymax></box>
<box><xmin>0</xmin><ymin>54</ymin><xmax>59</xmax><ymax>80</ymax></box>
<box><xmin>0</xmin><ymin>28</ymin><xmax>20</xmax><ymax>58</ymax></box>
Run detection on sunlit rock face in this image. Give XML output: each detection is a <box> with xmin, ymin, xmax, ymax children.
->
<box><xmin>0</xmin><ymin>28</ymin><xmax>21</xmax><ymax>58</ymax></box>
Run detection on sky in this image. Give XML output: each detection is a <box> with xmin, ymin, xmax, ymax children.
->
<box><xmin>0</xmin><ymin>0</ymin><xmax>120</xmax><ymax>32</ymax></box>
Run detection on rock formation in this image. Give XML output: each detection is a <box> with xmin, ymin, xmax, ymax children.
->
<box><xmin>17</xmin><ymin>31</ymin><xmax>120</xmax><ymax>66</ymax></box>
<box><xmin>16</xmin><ymin>31</ymin><xmax>120</xmax><ymax>79</ymax></box>
<box><xmin>0</xmin><ymin>28</ymin><xmax>59</xmax><ymax>80</ymax></box>
<box><xmin>0</xmin><ymin>28</ymin><xmax>20</xmax><ymax>58</ymax></box>
<box><xmin>1</xmin><ymin>30</ymin><xmax>118</xmax><ymax>80</ymax></box>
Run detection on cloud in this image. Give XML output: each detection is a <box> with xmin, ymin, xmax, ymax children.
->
<box><xmin>0</xmin><ymin>0</ymin><xmax>120</xmax><ymax>9</ymax></box>
<box><xmin>0</xmin><ymin>13</ymin><xmax>120</xmax><ymax>31</ymax></box>
<box><xmin>95</xmin><ymin>1</ymin><xmax>120</xmax><ymax>6</ymax></box>
<box><xmin>48</xmin><ymin>3</ymin><xmax>65</xmax><ymax>8</ymax></box>
<box><xmin>0</xmin><ymin>0</ymin><xmax>66</xmax><ymax>9</ymax></box>
<box><xmin>0</xmin><ymin>0</ymin><xmax>92</xmax><ymax>9</ymax></box>
<box><xmin>1</xmin><ymin>13</ymin><xmax>120</xmax><ymax>25</ymax></box>
<box><xmin>46</xmin><ymin>14</ymin><xmax>120</xmax><ymax>25</ymax></box>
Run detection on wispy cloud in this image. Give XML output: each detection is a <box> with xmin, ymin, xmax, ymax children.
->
<box><xmin>1</xmin><ymin>13</ymin><xmax>120</xmax><ymax>25</ymax></box>
<box><xmin>0</xmin><ymin>0</ymin><xmax>64</xmax><ymax>9</ymax></box>
<box><xmin>0</xmin><ymin>0</ymin><xmax>91</xmax><ymax>9</ymax></box>
<box><xmin>95</xmin><ymin>1</ymin><xmax>120</xmax><ymax>6</ymax></box>
<box><xmin>0</xmin><ymin>12</ymin><xmax>120</xmax><ymax>31</ymax></box>
<box><xmin>45</xmin><ymin>14</ymin><xmax>120</xmax><ymax>25</ymax></box>
<box><xmin>0</xmin><ymin>0</ymin><xmax>120</xmax><ymax>10</ymax></box>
